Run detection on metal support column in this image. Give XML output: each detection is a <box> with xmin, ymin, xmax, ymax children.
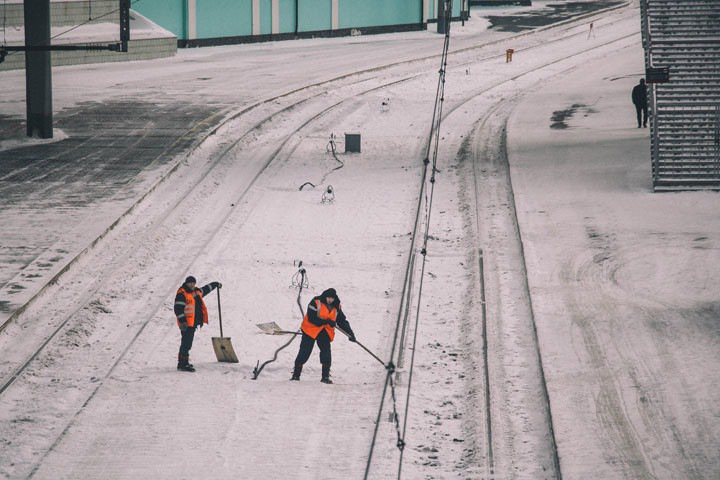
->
<box><xmin>714</xmin><ymin>105</ymin><xmax>719</xmax><ymax>178</ymax></box>
<box><xmin>24</xmin><ymin>0</ymin><xmax>53</xmax><ymax>138</ymax></box>
<box><xmin>120</xmin><ymin>0</ymin><xmax>130</xmax><ymax>52</ymax></box>
<box><xmin>437</xmin><ymin>0</ymin><xmax>450</xmax><ymax>34</ymax></box>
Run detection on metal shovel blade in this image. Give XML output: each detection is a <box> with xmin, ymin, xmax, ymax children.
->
<box><xmin>256</xmin><ymin>322</ymin><xmax>300</xmax><ymax>335</ymax></box>
<box><xmin>256</xmin><ymin>321</ymin><xmax>284</xmax><ymax>334</ymax></box>
<box><xmin>212</xmin><ymin>287</ymin><xmax>238</xmax><ymax>362</ymax></box>
<box><xmin>212</xmin><ymin>337</ymin><xmax>239</xmax><ymax>363</ymax></box>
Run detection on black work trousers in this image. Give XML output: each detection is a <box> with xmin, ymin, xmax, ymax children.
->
<box><xmin>294</xmin><ymin>330</ymin><xmax>332</xmax><ymax>367</ymax></box>
<box><xmin>179</xmin><ymin>326</ymin><xmax>196</xmax><ymax>356</ymax></box>
<box><xmin>635</xmin><ymin>104</ymin><xmax>648</xmax><ymax>127</ymax></box>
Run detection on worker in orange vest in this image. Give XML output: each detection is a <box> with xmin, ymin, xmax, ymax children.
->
<box><xmin>174</xmin><ymin>275</ymin><xmax>221</xmax><ymax>372</ymax></box>
<box><xmin>291</xmin><ymin>288</ymin><xmax>356</xmax><ymax>384</ymax></box>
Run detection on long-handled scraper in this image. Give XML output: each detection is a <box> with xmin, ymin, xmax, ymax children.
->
<box><xmin>211</xmin><ymin>287</ymin><xmax>239</xmax><ymax>363</ymax></box>
<box><xmin>256</xmin><ymin>321</ymin><xmax>301</xmax><ymax>336</ymax></box>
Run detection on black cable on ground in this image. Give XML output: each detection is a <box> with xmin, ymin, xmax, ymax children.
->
<box><xmin>252</xmin><ymin>263</ymin><xmax>307</xmax><ymax>379</ymax></box>
<box><xmin>298</xmin><ymin>134</ymin><xmax>345</xmax><ymax>190</ymax></box>
<box><xmin>326</xmin><ymin>133</ymin><xmax>345</xmax><ymax>171</ymax></box>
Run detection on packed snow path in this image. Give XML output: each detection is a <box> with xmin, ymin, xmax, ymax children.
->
<box><xmin>1</xmin><ymin>2</ymin><xmax>718</xmax><ymax>479</ymax></box>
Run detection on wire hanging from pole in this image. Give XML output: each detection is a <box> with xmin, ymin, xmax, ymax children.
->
<box><xmin>396</xmin><ymin>2</ymin><xmax>453</xmax><ymax>478</ymax></box>
<box><xmin>363</xmin><ymin>1</ymin><xmax>454</xmax><ymax>479</ymax></box>
<box><xmin>252</xmin><ymin>262</ymin><xmax>308</xmax><ymax>379</ymax></box>
<box><xmin>1</xmin><ymin>0</ymin><xmax>143</xmax><ymax>62</ymax></box>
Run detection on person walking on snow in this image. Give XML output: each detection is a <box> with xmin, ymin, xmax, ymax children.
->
<box><xmin>291</xmin><ymin>288</ymin><xmax>356</xmax><ymax>384</ymax></box>
<box><xmin>632</xmin><ymin>78</ymin><xmax>648</xmax><ymax>128</ymax></box>
<box><xmin>174</xmin><ymin>275</ymin><xmax>221</xmax><ymax>372</ymax></box>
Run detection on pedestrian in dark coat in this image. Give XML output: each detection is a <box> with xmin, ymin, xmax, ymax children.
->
<box><xmin>632</xmin><ymin>78</ymin><xmax>648</xmax><ymax>128</ymax></box>
<box><xmin>174</xmin><ymin>275</ymin><xmax>221</xmax><ymax>372</ymax></box>
<box><xmin>291</xmin><ymin>288</ymin><xmax>356</xmax><ymax>384</ymax></box>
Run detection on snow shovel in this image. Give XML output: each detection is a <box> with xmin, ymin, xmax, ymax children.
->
<box><xmin>211</xmin><ymin>287</ymin><xmax>239</xmax><ymax>363</ymax></box>
<box><xmin>336</xmin><ymin>326</ymin><xmax>385</xmax><ymax>367</ymax></box>
<box><xmin>256</xmin><ymin>321</ymin><xmax>301</xmax><ymax>336</ymax></box>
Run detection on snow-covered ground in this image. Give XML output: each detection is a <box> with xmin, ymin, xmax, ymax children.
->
<box><xmin>0</xmin><ymin>2</ymin><xmax>718</xmax><ymax>479</ymax></box>
<box><xmin>508</xmin><ymin>49</ymin><xmax>720</xmax><ymax>479</ymax></box>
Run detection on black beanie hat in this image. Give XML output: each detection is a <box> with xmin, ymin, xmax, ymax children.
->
<box><xmin>185</xmin><ymin>276</ymin><xmax>197</xmax><ymax>284</ymax></box>
<box><xmin>321</xmin><ymin>288</ymin><xmax>337</xmax><ymax>299</ymax></box>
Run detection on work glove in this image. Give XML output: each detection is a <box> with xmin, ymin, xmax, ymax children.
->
<box><xmin>324</xmin><ymin>319</ymin><xmax>337</xmax><ymax>327</ymax></box>
<box><xmin>211</xmin><ymin>281</ymin><xmax>222</xmax><ymax>289</ymax></box>
<box><xmin>179</xmin><ymin>320</ymin><xmax>188</xmax><ymax>332</ymax></box>
<box><xmin>348</xmin><ymin>333</ymin><xmax>357</xmax><ymax>343</ymax></box>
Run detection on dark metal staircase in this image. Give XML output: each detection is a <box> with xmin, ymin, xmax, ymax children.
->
<box><xmin>640</xmin><ymin>0</ymin><xmax>720</xmax><ymax>191</ymax></box>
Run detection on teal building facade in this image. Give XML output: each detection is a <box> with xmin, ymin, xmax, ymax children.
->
<box><xmin>134</xmin><ymin>0</ymin><xmax>465</xmax><ymax>47</ymax></box>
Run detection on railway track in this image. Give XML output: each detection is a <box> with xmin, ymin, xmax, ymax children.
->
<box><xmin>358</xmin><ymin>15</ymin><xmax>642</xmax><ymax>480</ymax></box>
<box><xmin>0</xmin><ymin>3</ymin><xmax>641</xmax><ymax>478</ymax></box>
<box><xmin>0</xmin><ymin>0</ymin><xmax>631</xmax><ymax>334</ymax></box>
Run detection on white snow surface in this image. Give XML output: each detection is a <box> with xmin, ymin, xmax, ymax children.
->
<box><xmin>0</xmin><ymin>2</ymin><xmax>718</xmax><ymax>480</ymax></box>
<box><xmin>0</xmin><ymin>9</ymin><xmax>175</xmax><ymax>44</ymax></box>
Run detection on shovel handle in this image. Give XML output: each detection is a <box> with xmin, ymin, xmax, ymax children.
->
<box><xmin>336</xmin><ymin>326</ymin><xmax>385</xmax><ymax>367</ymax></box>
<box><xmin>217</xmin><ymin>286</ymin><xmax>224</xmax><ymax>338</ymax></box>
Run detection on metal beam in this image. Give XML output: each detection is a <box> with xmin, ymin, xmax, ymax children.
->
<box><xmin>120</xmin><ymin>0</ymin><xmax>130</xmax><ymax>52</ymax></box>
<box><xmin>11</xmin><ymin>1</ymin><xmax>130</xmax><ymax>138</ymax></box>
<box><xmin>24</xmin><ymin>0</ymin><xmax>53</xmax><ymax>138</ymax></box>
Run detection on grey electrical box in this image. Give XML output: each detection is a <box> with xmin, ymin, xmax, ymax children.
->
<box><xmin>646</xmin><ymin>66</ymin><xmax>670</xmax><ymax>84</ymax></box>
<box><xmin>345</xmin><ymin>133</ymin><xmax>361</xmax><ymax>153</ymax></box>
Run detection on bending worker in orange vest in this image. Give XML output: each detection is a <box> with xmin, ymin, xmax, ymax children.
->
<box><xmin>291</xmin><ymin>288</ymin><xmax>356</xmax><ymax>384</ymax></box>
<box><xmin>174</xmin><ymin>275</ymin><xmax>221</xmax><ymax>372</ymax></box>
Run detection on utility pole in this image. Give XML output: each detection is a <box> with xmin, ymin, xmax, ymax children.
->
<box><xmin>24</xmin><ymin>0</ymin><xmax>53</xmax><ymax>138</ymax></box>
<box><xmin>2</xmin><ymin>0</ymin><xmax>130</xmax><ymax>138</ymax></box>
<box><xmin>437</xmin><ymin>0</ymin><xmax>451</xmax><ymax>34</ymax></box>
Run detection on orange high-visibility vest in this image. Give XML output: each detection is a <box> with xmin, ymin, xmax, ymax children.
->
<box><xmin>301</xmin><ymin>299</ymin><xmax>338</xmax><ymax>341</ymax></box>
<box><xmin>176</xmin><ymin>287</ymin><xmax>208</xmax><ymax>328</ymax></box>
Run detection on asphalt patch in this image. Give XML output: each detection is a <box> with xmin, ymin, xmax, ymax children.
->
<box><xmin>0</xmin><ymin>99</ymin><xmax>221</xmax><ymax>206</ymax></box>
<box><xmin>0</xmin><ymin>114</ymin><xmax>25</xmax><ymax>144</ymax></box>
<box><xmin>486</xmin><ymin>1</ymin><xmax>625</xmax><ymax>32</ymax></box>
<box><xmin>550</xmin><ymin>103</ymin><xmax>596</xmax><ymax>129</ymax></box>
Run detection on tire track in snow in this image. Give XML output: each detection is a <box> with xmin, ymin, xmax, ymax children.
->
<box><xmin>0</xmin><ymin>76</ymin><xmax>432</xmax><ymax>480</ymax></box>
<box><xmin>0</xmin><ymin>7</ymin><xmax>640</xmax><ymax>477</ymax></box>
<box><xmin>406</xmin><ymin>31</ymin><xmax>642</xmax><ymax>479</ymax></box>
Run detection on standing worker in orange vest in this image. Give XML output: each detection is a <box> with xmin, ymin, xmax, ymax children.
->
<box><xmin>291</xmin><ymin>288</ymin><xmax>356</xmax><ymax>384</ymax></box>
<box><xmin>174</xmin><ymin>275</ymin><xmax>222</xmax><ymax>372</ymax></box>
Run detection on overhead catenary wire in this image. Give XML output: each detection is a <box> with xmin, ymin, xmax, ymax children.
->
<box><xmin>1</xmin><ymin>0</ymin><xmax>142</xmax><ymax>60</ymax></box>
<box><xmin>363</xmin><ymin>1</ymin><xmax>454</xmax><ymax>478</ymax></box>
<box><xmin>49</xmin><ymin>0</ymin><xmax>141</xmax><ymax>43</ymax></box>
<box><xmin>397</xmin><ymin>3</ymin><xmax>452</xmax><ymax>477</ymax></box>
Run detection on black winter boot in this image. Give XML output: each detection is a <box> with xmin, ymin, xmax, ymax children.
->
<box><xmin>177</xmin><ymin>354</ymin><xmax>195</xmax><ymax>372</ymax></box>
<box><xmin>321</xmin><ymin>364</ymin><xmax>332</xmax><ymax>384</ymax></box>
<box><xmin>290</xmin><ymin>364</ymin><xmax>302</xmax><ymax>381</ymax></box>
